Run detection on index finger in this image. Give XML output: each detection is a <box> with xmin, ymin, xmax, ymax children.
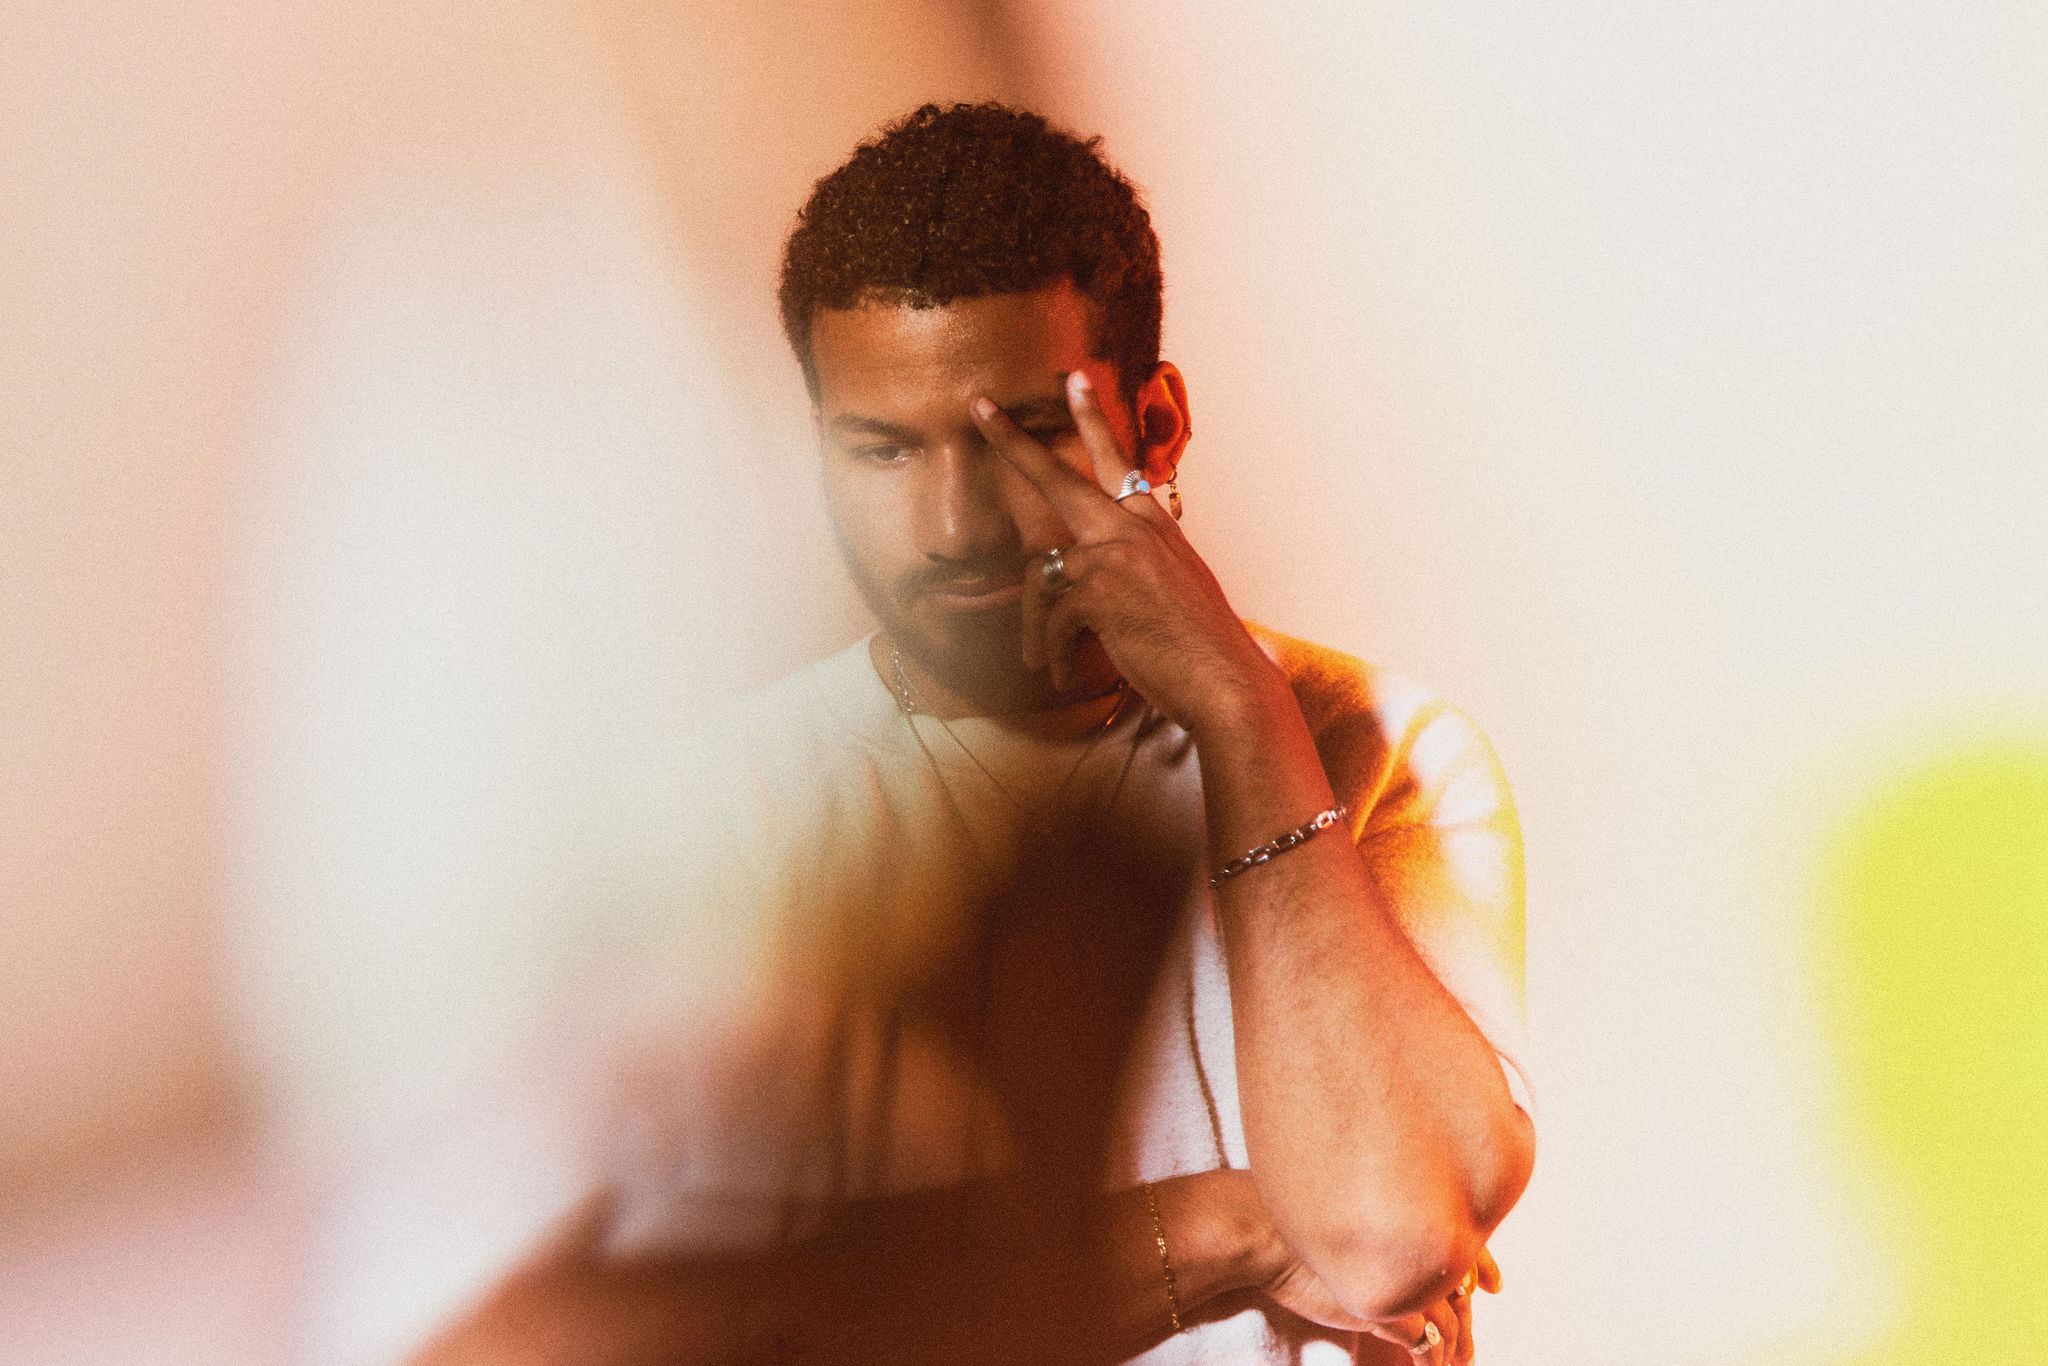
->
<box><xmin>970</xmin><ymin>396</ymin><xmax>1127</xmax><ymax>540</ymax></box>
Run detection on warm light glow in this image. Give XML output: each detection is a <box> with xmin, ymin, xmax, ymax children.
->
<box><xmin>4</xmin><ymin>1</ymin><xmax>2044</xmax><ymax>1362</ymax></box>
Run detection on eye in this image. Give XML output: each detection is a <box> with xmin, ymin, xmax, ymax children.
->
<box><xmin>855</xmin><ymin>443</ymin><xmax>913</xmax><ymax>464</ymax></box>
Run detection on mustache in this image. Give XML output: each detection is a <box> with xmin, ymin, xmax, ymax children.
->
<box><xmin>897</xmin><ymin>554</ymin><xmax>1039</xmax><ymax>601</ymax></box>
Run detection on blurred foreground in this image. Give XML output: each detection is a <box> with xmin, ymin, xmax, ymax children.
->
<box><xmin>6</xmin><ymin>0</ymin><xmax>2046</xmax><ymax>1362</ymax></box>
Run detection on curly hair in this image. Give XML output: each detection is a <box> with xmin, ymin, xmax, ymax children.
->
<box><xmin>779</xmin><ymin>102</ymin><xmax>1163</xmax><ymax>402</ymax></box>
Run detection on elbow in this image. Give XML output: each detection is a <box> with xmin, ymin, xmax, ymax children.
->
<box><xmin>1470</xmin><ymin>1102</ymin><xmax>1537</xmax><ymax>1233</ymax></box>
<box><xmin>1293</xmin><ymin>1206</ymin><xmax>1482</xmax><ymax>1320</ymax></box>
<box><xmin>1296</xmin><ymin>1117</ymin><xmax>1537</xmax><ymax>1320</ymax></box>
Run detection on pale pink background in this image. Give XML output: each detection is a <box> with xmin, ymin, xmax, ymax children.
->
<box><xmin>4</xmin><ymin>2</ymin><xmax>2044</xmax><ymax>1362</ymax></box>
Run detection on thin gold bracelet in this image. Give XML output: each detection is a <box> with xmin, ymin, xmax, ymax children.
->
<box><xmin>1143</xmin><ymin>1180</ymin><xmax>1186</xmax><ymax>1334</ymax></box>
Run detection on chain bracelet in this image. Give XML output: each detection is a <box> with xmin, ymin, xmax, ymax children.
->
<box><xmin>1143</xmin><ymin>1181</ymin><xmax>1185</xmax><ymax>1334</ymax></box>
<box><xmin>1208</xmin><ymin>804</ymin><xmax>1348</xmax><ymax>888</ymax></box>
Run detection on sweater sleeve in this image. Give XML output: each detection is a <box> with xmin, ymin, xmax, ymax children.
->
<box><xmin>1353</xmin><ymin>697</ymin><xmax>1534</xmax><ymax>1119</ymax></box>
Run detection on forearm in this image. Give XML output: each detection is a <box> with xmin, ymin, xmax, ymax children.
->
<box><xmin>412</xmin><ymin>1245</ymin><xmax>756</xmax><ymax>1366</ymax></box>
<box><xmin>1089</xmin><ymin>1170</ymin><xmax>1282</xmax><ymax>1354</ymax></box>
<box><xmin>1191</xmin><ymin>677</ymin><xmax>1533</xmax><ymax>1319</ymax></box>
<box><xmin>412</xmin><ymin>1173</ymin><xmax>1278</xmax><ymax>1366</ymax></box>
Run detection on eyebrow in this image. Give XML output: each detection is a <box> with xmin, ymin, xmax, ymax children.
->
<box><xmin>829</xmin><ymin>414</ymin><xmax>923</xmax><ymax>442</ymax></box>
<box><xmin>828</xmin><ymin>392</ymin><xmax>1076</xmax><ymax>442</ymax></box>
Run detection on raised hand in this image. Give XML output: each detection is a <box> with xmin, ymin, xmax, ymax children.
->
<box><xmin>969</xmin><ymin>370</ymin><xmax>1284</xmax><ymax>736</ymax></box>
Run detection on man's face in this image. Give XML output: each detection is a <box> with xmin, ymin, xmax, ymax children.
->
<box><xmin>810</xmin><ymin>281</ymin><xmax>1135</xmax><ymax>712</ymax></box>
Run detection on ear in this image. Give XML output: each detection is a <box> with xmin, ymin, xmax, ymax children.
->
<box><xmin>1131</xmin><ymin>362</ymin><xmax>1191</xmax><ymax>484</ymax></box>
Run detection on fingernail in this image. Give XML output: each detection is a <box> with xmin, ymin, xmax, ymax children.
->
<box><xmin>973</xmin><ymin>398</ymin><xmax>998</xmax><ymax>420</ymax></box>
<box><xmin>1068</xmin><ymin>370</ymin><xmax>1093</xmax><ymax>398</ymax></box>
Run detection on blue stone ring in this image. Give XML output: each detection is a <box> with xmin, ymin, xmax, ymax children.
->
<box><xmin>1115</xmin><ymin>470</ymin><xmax>1152</xmax><ymax>501</ymax></box>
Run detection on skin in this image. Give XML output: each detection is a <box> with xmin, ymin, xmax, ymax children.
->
<box><xmin>414</xmin><ymin>281</ymin><xmax>1531</xmax><ymax>1365</ymax></box>
<box><xmin>811</xmin><ymin>282</ymin><xmax>1531</xmax><ymax>1354</ymax></box>
<box><xmin>811</xmin><ymin>281</ymin><xmax>1143</xmax><ymax>718</ymax></box>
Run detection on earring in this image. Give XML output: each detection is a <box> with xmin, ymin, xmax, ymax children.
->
<box><xmin>1168</xmin><ymin>427</ymin><xmax>1189</xmax><ymax>519</ymax></box>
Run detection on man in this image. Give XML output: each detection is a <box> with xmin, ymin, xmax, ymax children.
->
<box><xmin>410</xmin><ymin>102</ymin><xmax>1532</xmax><ymax>1366</ymax></box>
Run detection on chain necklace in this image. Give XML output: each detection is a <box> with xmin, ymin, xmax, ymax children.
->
<box><xmin>879</xmin><ymin>641</ymin><xmax>1236</xmax><ymax>1263</ymax></box>
<box><xmin>884</xmin><ymin>641</ymin><xmax>1147</xmax><ymax>1236</ymax></box>
<box><xmin>889</xmin><ymin>642</ymin><xmax>1136</xmax><ymax>830</ymax></box>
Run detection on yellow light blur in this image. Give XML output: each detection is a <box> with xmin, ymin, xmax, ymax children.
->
<box><xmin>1814</xmin><ymin>741</ymin><xmax>2048</xmax><ymax>1358</ymax></box>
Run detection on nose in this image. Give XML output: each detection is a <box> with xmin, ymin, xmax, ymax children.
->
<box><xmin>919</xmin><ymin>439</ymin><xmax>1024</xmax><ymax>564</ymax></box>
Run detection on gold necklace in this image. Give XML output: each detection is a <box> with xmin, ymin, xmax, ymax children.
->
<box><xmin>883</xmin><ymin>641</ymin><xmax>1168</xmax><ymax>1235</ymax></box>
<box><xmin>889</xmin><ymin>642</ymin><xmax>1134</xmax><ymax>828</ymax></box>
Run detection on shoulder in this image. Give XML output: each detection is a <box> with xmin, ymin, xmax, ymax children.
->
<box><xmin>1248</xmin><ymin>623</ymin><xmax>1514</xmax><ymax>837</ymax></box>
<box><xmin>592</xmin><ymin>637</ymin><xmax>909</xmax><ymax>1016</ymax></box>
<box><xmin>665</xmin><ymin>636</ymin><xmax>897</xmax><ymax>790</ymax></box>
<box><xmin>619</xmin><ymin>636</ymin><xmax>907</xmax><ymax>920</ymax></box>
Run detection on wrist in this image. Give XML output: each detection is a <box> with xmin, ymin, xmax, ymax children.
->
<box><xmin>1183</xmin><ymin>661</ymin><xmax>1298</xmax><ymax>750</ymax></box>
<box><xmin>1151</xmin><ymin>1170</ymin><xmax>1288</xmax><ymax>1302</ymax></box>
<box><xmin>1220</xmin><ymin>1175</ymin><xmax>1293</xmax><ymax>1294</ymax></box>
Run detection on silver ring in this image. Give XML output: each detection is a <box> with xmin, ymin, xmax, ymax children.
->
<box><xmin>1039</xmin><ymin>547</ymin><xmax>1070</xmax><ymax>593</ymax></box>
<box><xmin>1413</xmin><ymin>1321</ymin><xmax>1442</xmax><ymax>1353</ymax></box>
<box><xmin>1115</xmin><ymin>470</ymin><xmax>1152</xmax><ymax>501</ymax></box>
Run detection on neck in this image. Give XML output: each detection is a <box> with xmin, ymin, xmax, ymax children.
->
<box><xmin>873</xmin><ymin>633</ymin><xmax>1127</xmax><ymax>734</ymax></box>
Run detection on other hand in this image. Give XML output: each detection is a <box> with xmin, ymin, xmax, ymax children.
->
<box><xmin>1263</xmin><ymin>1243</ymin><xmax>1502</xmax><ymax>1365</ymax></box>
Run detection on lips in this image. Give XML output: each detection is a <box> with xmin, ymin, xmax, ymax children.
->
<box><xmin>924</xmin><ymin>575</ymin><xmax>1025</xmax><ymax>610</ymax></box>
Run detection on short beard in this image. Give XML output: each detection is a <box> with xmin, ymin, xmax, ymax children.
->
<box><xmin>902</xmin><ymin>605</ymin><xmax>1054</xmax><ymax>714</ymax></box>
<box><xmin>831</xmin><ymin>527</ymin><xmax>1053</xmax><ymax>715</ymax></box>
